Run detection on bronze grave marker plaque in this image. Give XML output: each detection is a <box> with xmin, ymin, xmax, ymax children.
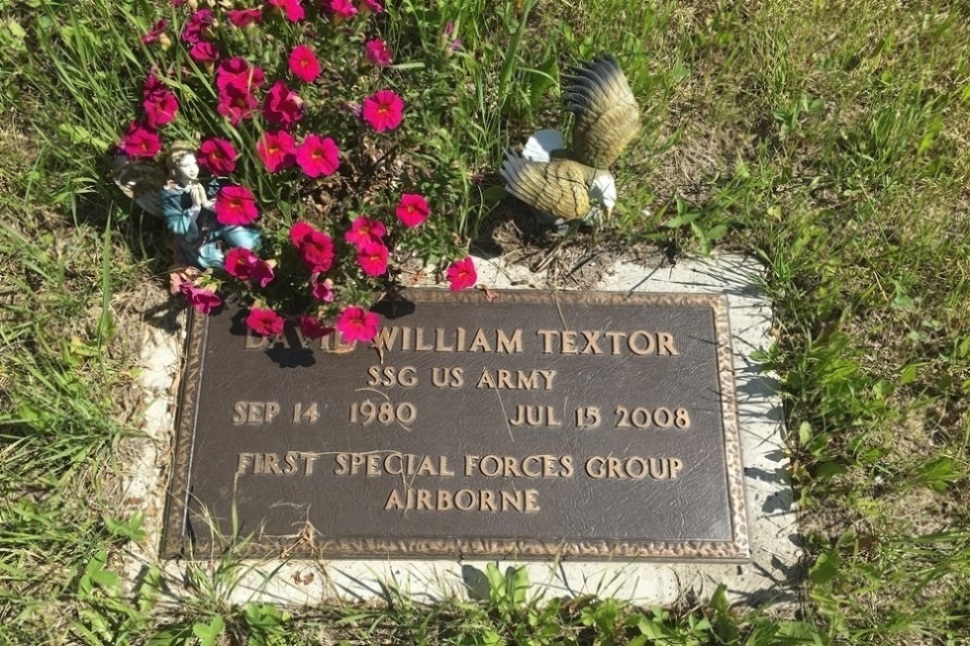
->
<box><xmin>162</xmin><ymin>290</ymin><xmax>749</xmax><ymax>560</ymax></box>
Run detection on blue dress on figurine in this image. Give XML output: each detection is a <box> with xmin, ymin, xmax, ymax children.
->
<box><xmin>161</xmin><ymin>148</ymin><xmax>260</xmax><ymax>269</ymax></box>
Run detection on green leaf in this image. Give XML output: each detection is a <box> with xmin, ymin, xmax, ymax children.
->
<box><xmin>664</xmin><ymin>211</ymin><xmax>701</xmax><ymax>228</ymax></box>
<box><xmin>527</xmin><ymin>55</ymin><xmax>558</xmax><ymax>107</ymax></box>
<box><xmin>192</xmin><ymin>615</ymin><xmax>225</xmax><ymax>646</ymax></box>
<box><xmin>705</xmin><ymin>224</ymin><xmax>728</xmax><ymax>240</ymax></box>
<box><xmin>899</xmin><ymin>363</ymin><xmax>919</xmax><ymax>385</ymax></box>
<box><xmin>815</xmin><ymin>461</ymin><xmax>848</xmax><ymax>479</ymax></box>
<box><xmin>810</xmin><ymin>549</ymin><xmax>840</xmax><ymax>585</ymax></box>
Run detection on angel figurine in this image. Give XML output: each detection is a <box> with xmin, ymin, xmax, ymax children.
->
<box><xmin>160</xmin><ymin>143</ymin><xmax>260</xmax><ymax>269</ymax></box>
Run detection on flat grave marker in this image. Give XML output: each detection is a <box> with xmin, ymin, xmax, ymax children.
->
<box><xmin>163</xmin><ymin>290</ymin><xmax>749</xmax><ymax>561</ymax></box>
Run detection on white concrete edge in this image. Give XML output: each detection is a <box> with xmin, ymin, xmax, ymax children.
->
<box><xmin>120</xmin><ymin>253</ymin><xmax>801</xmax><ymax>610</ymax></box>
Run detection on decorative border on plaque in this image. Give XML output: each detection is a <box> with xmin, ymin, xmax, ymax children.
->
<box><xmin>161</xmin><ymin>290</ymin><xmax>750</xmax><ymax>561</ymax></box>
<box><xmin>160</xmin><ymin>307</ymin><xmax>208</xmax><ymax>558</ymax></box>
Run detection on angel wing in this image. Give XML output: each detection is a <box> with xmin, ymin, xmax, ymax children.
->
<box><xmin>499</xmin><ymin>155</ymin><xmax>597</xmax><ymax>221</ymax></box>
<box><xmin>110</xmin><ymin>154</ymin><xmax>168</xmax><ymax>217</ymax></box>
<box><xmin>563</xmin><ymin>55</ymin><xmax>640</xmax><ymax>169</ymax></box>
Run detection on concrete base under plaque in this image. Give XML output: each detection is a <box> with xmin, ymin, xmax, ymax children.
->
<box><xmin>122</xmin><ymin>254</ymin><xmax>800</xmax><ymax>609</ymax></box>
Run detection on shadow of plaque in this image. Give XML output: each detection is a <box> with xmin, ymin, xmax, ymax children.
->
<box><xmin>162</xmin><ymin>290</ymin><xmax>749</xmax><ymax>561</ymax></box>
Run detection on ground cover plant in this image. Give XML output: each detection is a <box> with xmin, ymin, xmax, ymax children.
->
<box><xmin>1</xmin><ymin>0</ymin><xmax>969</xmax><ymax>644</ymax></box>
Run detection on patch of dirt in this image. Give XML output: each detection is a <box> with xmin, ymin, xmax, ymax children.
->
<box><xmin>472</xmin><ymin>199</ymin><xmax>669</xmax><ymax>291</ymax></box>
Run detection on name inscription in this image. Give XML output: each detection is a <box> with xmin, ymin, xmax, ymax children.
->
<box><xmin>163</xmin><ymin>290</ymin><xmax>749</xmax><ymax>560</ymax></box>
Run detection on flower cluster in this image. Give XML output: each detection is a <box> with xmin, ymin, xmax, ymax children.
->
<box><xmin>121</xmin><ymin>0</ymin><xmax>476</xmax><ymax>345</ymax></box>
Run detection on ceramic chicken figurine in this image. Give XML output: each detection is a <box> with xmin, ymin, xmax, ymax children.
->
<box><xmin>500</xmin><ymin>55</ymin><xmax>641</xmax><ymax>225</ymax></box>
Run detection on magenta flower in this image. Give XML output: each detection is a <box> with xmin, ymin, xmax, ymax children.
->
<box><xmin>189</xmin><ymin>40</ymin><xmax>219</xmax><ymax>63</ymax></box>
<box><xmin>246</xmin><ymin>307</ymin><xmax>284</xmax><ymax>337</ymax></box>
<box><xmin>224</xmin><ymin>248</ymin><xmax>274</xmax><ymax>287</ymax></box>
<box><xmin>290</xmin><ymin>222</ymin><xmax>335</xmax><ymax>273</ymax></box>
<box><xmin>142</xmin><ymin>74</ymin><xmax>178</xmax><ymax>127</ymax></box>
<box><xmin>360</xmin><ymin>0</ymin><xmax>383</xmax><ymax>13</ymax></box>
<box><xmin>364</xmin><ymin>39</ymin><xmax>392</xmax><ymax>67</ymax></box>
<box><xmin>257</xmin><ymin>130</ymin><xmax>296</xmax><ymax>173</ymax></box>
<box><xmin>310</xmin><ymin>274</ymin><xmax>335</xmax><ymax>302</ymax></box>
<box><xmin>328</xmin><ymin>0</ymin><xmax>357</xmax><ymax>18</ymax></box>
<box><xmin>250</xmin><ymin>260</ymin><xmax>275</xmax><ymax>288</ymax></box>
<box><xmin>356</xmin><ymin>241</ymin><xmax>389</xmax><ymax>277</ymax></box>
<box><xmin>224</xmin><ymin>247</ymin><xmax>257</xmax><ymax>280</ymax></box>
<box><xmin>216</xmin><ymin>58</ymin><xmax>265</xmax><ymax>93</ymax></box>
<box><xmin>227</xmin><ymin>8</ymin><xmax>262</xmax><ymax>26</ymax></box>
<box><xmin>181</xmin><ymin>9</ymin><xmax>213</xmax><ymax>44</ymax></box>
<box><xmin>217</xmin><ymin>84</ymin><xmax>258</xmax><ymax>125</ymax></box>
<box><xmin>180</xmin><ymin>283</ymin><xmax>222</xmax><ymax>314</ymax></box>
<box><xmin>262</xmin><ymin>80</ymin><xmax>303</xmax><ymax>129</ymax></box>
<box><xmin>300</xmin><ymin>315</ymin><xmax>332</xmax><ymax>340</ymax></box>
<box><xmin>395</xmin><ymin>193</ymin><xmax>430</xmax><ymax>228</ymax></box>
<box><xmin>268</xmin><ymin>0</ymin><xmax>305</xmax><ymax>22</ymax></box>
<box><xmin>344</xmin><ymin>216</ymin><xmax>386</xmax><ymax>248</ymax></box>
<box><xmin>446</xmin><ymin>256</ymin><xmax>477</xmax><ymax>291</ymax></box>
<box><xmin>215</xmin><ymin>185</ymin><xmax>259</xmax><ymax>226</ymax></box>
<box><xmin>362</xmin><ymin>89</ymin><xmax>404</xmax><ymax>132</ymax></box>
<box><xmin>197</xmin><ymin>138</ymin><xmax>238</xmax><ymax>175</ymax></box>
<box><xmin>289</xmin><ymin>44</ymin><xmax>321</xmax><ymax>83</ymax></box>
<box><xmin>120</xmin><ymin>122</ymin><xmax>161</xmax><ymax>159</ymax></box>
<box><xmin>296</xmin><ymin>134</ymin><xmax>340</xmax><ymax>178</ymax></box>
<box><xmin>336</xmin><ymin>306</ymin><xmax>379</xmax><ymax>343</ymax></box>
<box><xmin>142</xmin><ymin>19</ymin><xmax>169</xmax><ymax>44</ymax></box>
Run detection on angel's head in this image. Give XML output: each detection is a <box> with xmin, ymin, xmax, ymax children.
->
<box><xmin>165</xmin><ymin>143</ymin><xmax>200</xmax><ymax>184</ymax></box>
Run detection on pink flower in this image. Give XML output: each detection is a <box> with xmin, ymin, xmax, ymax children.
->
<box><xmin>215</xmin><ymin>185</ymin><xmax>259</xmax><ymax>226</ymax></box>
<box><xmin>197</xmin><ymin>138</ymin><xmax>238</xmax><ymax>175</ymax></box>
<box><xmin>289</xmin><ymin>44</ymin><xmax>321</xmax><ymax>83</ymax></box>
<box><xmin>224</xmin><ymin>247</ymin><xmax>257</xmax><ymax>279</ymax></box>
<box><xmin>227</xmin><ymin>8</ymin><xmax>262</xmax><ymax>26</ymax></box>
<box><xmin>364</xmin><ymin>39</ymin><xmax>392</xmax><ymax>67</ymax></box>
<box><xmin>296</xmin><ymin>135</ymin><xmax>340</xmax><ymax>178</ymax></box>
<box><xmin>395</xmin><ymin>193</ymin><xmax>430</xmax><ymax>228</ymax></box>
<box><xmin>356</xmin><ymin>241</ymin><xmax>389</xmax><ymax>277</ymax></box>
<box><xmin>310</xmin><ymin>274</ymin><xmax>334</xmax><ymax>301</ymax></box>
<box><xmin>246</xmin><ymin>307</ymin><xmax>284</xmax><ymax>337</ymax></box>
<box><xmin>189</xmin><ymin>40</ymin><xmax>219</xmax><ymax>62</ymax></box>
<box><xmin>180</xmin><ymin>283</ymin><xmax>222</xmax><ymax>314</ymax></box>
<box><xmin>289</xmin><ymin>222</ymin><xmax>335</xmax><ymax>273</ymax></box>
<box><xmin>142</xmin><ymin>74</ymin><xmax>178</xmax><ymax>127</ymax></box>
<box><xmin>257</xmin><ymin>130</ymin><xmax>296</xmax><ymax>173</ymax></box>
<box><xmin>300</xmin><ymin>315</ymin><xmax>332</xmax><ymax>340</ymax></box>
<box><xmin>181</xmin><ymin>9</ymin><xmax>213</xmax><ymax>44</ymax></box>
<box><xmin>120</xmin><ymin>122</ymin><xmax>161</xmax><ymax>159</ymax></box>
<box><xmin>336</xmin><ymin>306</ymin><xmax>379</xmax><ymax>343</ymax></box>
<box><xmin>328</xmin><ymin>0</ymin><xmax>357</xmax><ymax>18</ymax></box>
<box><xmin>142</xmin><ymin>19</ymin><xmax>169</xmax><ymax>44</ymax></box>
<box><xmin>216</xmin><ymin>58</ymin><xmax>265</xmax><ymax>93</ymax></box>
<box><xmin>442</xmin><ymin>23</ymin><xmax>462</xmax><ymax>52</ymax></box>
<box><xmin>249</xmin><ymin>259</ymin><xmax>275</xmax><ymax>288</ymax></box>
<box><xmin>361</xmin><ymin>89</ymin><xmax>404</xmax><ymax>132</ymax></box>
<box><xmin>224</xmin><ymin>248</ymin><xmax>275</xmax><ymax>287</ymax></box>
<box><xmin>262</xmin><ymin>81</ymin><xmax>303</xmax><ymax>129</ymax></box>
<box><xmin>217</xmin><ymin>84</ymin><xmax>258</xmax><ymax>125</ymax></box>
<box><xmin>446</xmin><ymin>256</ymin><xmax>477</xmax><ymax>291</ymax></box>
<box><xmin>344</xmin><ymin>216</ymin><xmax>386</xmax><ymax>248</ymax></box>
<box><xmin>268</xmin><ymin>0</ymin><xmax>305</xmax><ymax>22</ymax></box>
<box><xmin>360</xmin><ymin>0</ymin><xmax>383</xmax><ymax>13</ymax></box>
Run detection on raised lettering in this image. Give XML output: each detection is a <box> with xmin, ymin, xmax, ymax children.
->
<box><xmin>658</xmin><ymin>332</ymin><xmax>679</xmax><ymax>356</ymax></box>
<box><xmin>467</xmin><ymin>328</ymin><xmax>492</xmax><ymax>352</ymax></box>
<box><xmin>537</xmin><ymin>329</ymin><xmax>557</xmax><ymax>354</ymax></box>
<box><xmin>496</xmin><ymin>329</ymin><xmax>523</xmax><ymax>353</ymax></box>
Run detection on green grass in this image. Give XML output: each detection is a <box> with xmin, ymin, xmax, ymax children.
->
<box><xmin>2</xmin><ymin>0</ymin><xmax>970</xmax><ymax>643</ymax></box>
